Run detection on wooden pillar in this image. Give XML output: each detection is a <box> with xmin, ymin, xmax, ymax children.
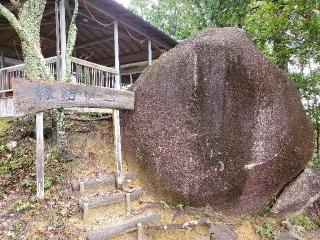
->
<box><xmin>148</xmin><ymin>39</ymin><xmax>152</xmax><ymax>66</ymax></box>
<box><xmin>113</xmin><ymin>21</ymin><xmax>124</xmax><ymax>189</ymax></box>
<box><xmin>129</xmin><ymin>74</ymin><xmax>133</xmax><ymax>85</ymax></box>
<box><xmin>0</xmin><ymin>52</ymin><xmax>4</xmax><ymax>96</ymax></box>
<box><xmin>36</xmin><ymin>112</ymin><xmax>45</xmax><ymax>199</ymax></box>
<box><xmin>0</xmin><ymin>52</ymin><xmax>4</xmax><ymax>69</ymax></box>
<box><xmin>137</xmin><ymin>223</ymin><xmax>143</xmax><ymax>240</ymax></box>
<box><xmin>55</xmin><ymin>0</ymin><xmax>61</xmax><ymax>81</ymax></box>
<box><xmin>59</xmin><ymin>0</ymin><xmax>67</xmax><ymax>81</ymax></box>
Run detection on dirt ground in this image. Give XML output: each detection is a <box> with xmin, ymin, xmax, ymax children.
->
<box><xmin>0</xmin><ymin>114</ymin><xmax>319</xmax><ymax>240</ymax></box>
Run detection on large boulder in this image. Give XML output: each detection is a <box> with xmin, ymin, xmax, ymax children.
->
<box><xmin>121</xmin><ymin>28</ymin><xmax>313</xmax><ymax>214</ymax></box>
<box><xmin>272</xmin><ymin>168</ymin><xmax>320</xmax><ymax>217</ymax></box>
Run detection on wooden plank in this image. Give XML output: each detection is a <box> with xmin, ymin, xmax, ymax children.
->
<box><xmin>87</xmin><ymin>213</ymin><xmax>159</xmax><ymax>240</ymax></box>
<box><xmin>36</xmin><ymin>112</ymin><xmax>45</xmax><ymax>199</ymax></box>
<box><xmin>79</xmin><ymin>188</ymin><xmax>143</xmax><ymax>209</ymax></box>
<box><xmin>12</xmin><ymin>78</ymin><xmax>134</xmax><ymax>116</ymax></box>
<box><xmin>72</xmin><ymin>172</ymin><xmax>134</xmax><ymax>191</ymax></box>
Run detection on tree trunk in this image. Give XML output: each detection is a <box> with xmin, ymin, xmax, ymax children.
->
<box><xmin>18</xmin><ymin>0</ymin><xmax>54</xmax><ymax>80</ymax></box>
<box><xmin>316</xmin><ymin>122</ymin><xmax>320</xmax><ymax>159</ymax></box>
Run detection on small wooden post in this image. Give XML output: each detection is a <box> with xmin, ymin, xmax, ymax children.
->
<box><xmin>36</xmin><ymin>112</ymin><xmax>45</xmax><ymax>199</ymax></box>
<box><xmin>126</xmin><ymin>192</ymin><xmax>131</xmax><ymax>216</ymax></box>
<box><xmin>83</xmin><ymin>203</ymin><xmax>89</xmax><ymax>220</ymax></box>
<box><xmin>59</xmin><ymin>0</ymin><xmax>67</xmax><ymax>81</ymax></box>
<box><xmin>113</xmin><ymin>21</ymin><xmax>124</xmax><ymax>189</ymax></box>
<box><xmin>137</xmin><ymin>223</ymin><xmax>143</xmax><ymax>240</ymax></box>
<box><xmin>79</xmin><ymin>181</ymin><xmax>85</xmax><ymax>195</ymax></box>
<box><xmin>148</xmin><ymin>39</ymin><xmax>152</xmax><ymax>66</ymax></box>
<box><xmin>129</xmin><ymin>73</ymin><xmax>133</xmax><ymax>85</ymax></box>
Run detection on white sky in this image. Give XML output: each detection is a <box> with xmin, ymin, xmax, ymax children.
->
<box><xmin>116</xmin><ymin>0</ymin><xmax>131</xmax><ymax>8</ymax></box>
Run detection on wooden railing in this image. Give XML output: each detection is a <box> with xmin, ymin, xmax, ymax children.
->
<box><xmin>0</xmin><ymin>57</ymin><xmax>118</xmax><ymax>97</ymax></box>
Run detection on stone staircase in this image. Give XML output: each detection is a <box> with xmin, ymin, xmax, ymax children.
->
<box><xmin>71</xmin><ymin>172</ymin><xmax>159</xmax><ymax>240</ymax></box>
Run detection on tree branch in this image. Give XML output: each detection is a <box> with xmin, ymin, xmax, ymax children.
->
<box><xmin>0</xmin><ymin>3</ymin><xmax>25</xmax><ymax>40</ymax></box>
<box><xmin>66</xmin><ymin>0</ymin><xmax>79</xmax><ymax>81</ymax></box>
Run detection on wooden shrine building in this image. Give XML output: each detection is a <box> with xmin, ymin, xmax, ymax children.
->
<box><xmin>0</xmin><ymin>0</ymin><xmax>178</xmax><ymax>99</ymax></box>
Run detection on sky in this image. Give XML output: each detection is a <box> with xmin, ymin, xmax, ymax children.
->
<box><xmin>116</xmin><ymin>0</ymin><xmax>131</xmax><ymax>8</ymax></box>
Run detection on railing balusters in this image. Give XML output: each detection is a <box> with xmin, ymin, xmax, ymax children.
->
<box><xmin>0</xmin><ymin>56</ymin><xmax>117</xmax><ymax>96</ymax></box>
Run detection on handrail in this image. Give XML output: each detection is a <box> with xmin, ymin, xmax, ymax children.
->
<box><xmin>0</xmin><ymin>56</ymin><xmax>118</xmax><ymax>96</ymax></box>
<box><xmin>0</xmin><ymin>56</ymin><xmax>116</xmax><ymax>74</ymax></box>
<box><xmin>71</xmin><ymin>57</ymin><xmax>118</xmax><ymax>75</ymax></box>
<box><xmin>1</xmin><ymin>56</ymin><xmax>58</xmax><ymax>72</ymax></box>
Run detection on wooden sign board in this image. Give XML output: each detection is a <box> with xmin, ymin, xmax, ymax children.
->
<box><xmin>12</xmin><ymin>78</ymin><xmax>134</xmax><ymax>116</ymax></box>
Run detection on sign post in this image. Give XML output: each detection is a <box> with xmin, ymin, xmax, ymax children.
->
<box><xmin>36</xmin><ymin>112</ymin><xmax>44</xmax><ymax>199</ymax></box>
<box><xmin>10</xmin><ymin>78</ymin><xmax>134</xmax><ymax>199</ymax></box>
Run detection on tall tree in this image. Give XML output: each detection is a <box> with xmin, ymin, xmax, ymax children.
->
<box><xmin>0</xmin><ymin>0</ymin><xmax>79</xmax><ymax>158</ymax></box>
<box><xmin>0</xmin><ymin>0</ymin><xmax>79</xmax><ymax>81</ymax></box>
<box><xmin>130</xmin><ymin>0</ymin><xmax>250</xmax><ymax>40</ymax></box>
<box><xmin>293</xmin><ymin>69</ymin><xmax>320</xmax><ymax>160</ymax></box>
<box><xmin>244</xmin><ymin>0</ymin><xmax>320</xmax><ymax>71</ymax></box>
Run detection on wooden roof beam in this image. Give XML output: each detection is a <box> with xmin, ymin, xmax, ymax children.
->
<box><xmin>97</xmin><ymin>51</ymin><xmax>161</xmax><ymax>66</ymax></box>
<box><xmin>76</xmin><ymin>36</ymin><xmax>115</xmax><ymax>49</ymax></box>
<box><xmin>83</xmin><ymin>0</ymin><xmax>173</xmax><ymax>50</ymax></box>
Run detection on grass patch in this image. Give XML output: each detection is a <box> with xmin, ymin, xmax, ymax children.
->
<box><xmin>290</xmin><ymin>213</ymin><xmax>317</xmax><ymax>230</ymax></box>
<box><xmin>16</xmin><ymin>200</ymin><xmax>34</xmax><ymax>212</ymax></box>
<box><xmin>256</xmin><ymin>220</ymin><xmax>276</xmax><ymax>240</ymax></box>
<box><xmin>242</xmin><ymin>214</ymin><xmax>253</xmax><ymax>222</ymax></box>
<box><xmin>44</xmin><ymin>176</ymin><xmax>53</xmax><ymax>189</ymax></box>
<box><xmin>0</xmin><ymin>119</ymin><xmax>11</xmax><ymax>137</ymax></box>
<box><xmin>20</xmin><ymin>179</ymin><xmax>35</xmax><ymax>189</ymax></box>
<box><xmin>0</xmin><ymin>148</ymin><xmax>32</xmax><ymax>175</ymax></box>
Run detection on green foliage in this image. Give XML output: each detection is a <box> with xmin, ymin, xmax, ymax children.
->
<box><xmin>20</xmin><ymin>179</ymin><xmax>34</xmax><ymax>188</ymax></box>
<box><xmin>0</xmin><ymin>147</ymin><xmax>32</xmax><ymax>176</ymax></box>
<box><xmin>242</xmin><ymin>214</ymin><xmax>253</xmax><ymax>222</ymax></box>
<box><xmin>16</xmin><ymin>200</ymin><xmax>34</xmax><ymax>212</ymax></box>
<box><xmin>176</xmin><ymin>203</ymin><xmax>185</xmax><ymax>210</ymax></box>
<box><xmin>131</xmin><ymin>0</ymin><xmax>319</xmax><ymax>71</ymax></box>
<box><xmin>310</xmin><ymin>154</ymin><xmax>320</xmax><ymax>172</ymax></box>
<box><xmin>56</xmin><ymin>174</ymin><xmax>64</xmax><ymax>183</ymax></box>
<box><xmin>44</xmin><ymin>176</ymin><xmax>53</xmax><ymax>189</ymax></box>
<box><xmin>0</xmin><ymin>144</ymin><xmax>7</xmax><ymax>154</ymax></box>
<box><xmin>290</xmin><ymin>213</ymin><xmax>317</xmax><ymax>230</ymax></box>
<box><xmin>131</xmin><ymin>0</ymin><xmax>250</xmax><ymax>40</ymax></box>
<box><xmin>0</xmin><ymin>119</ymin><xmax>11</xmax><ymax>138</ymax></box>
<box><xmin>256</xmin><ymin>220</ymin><xmax>276</xmax><ymax>240</ymax></box>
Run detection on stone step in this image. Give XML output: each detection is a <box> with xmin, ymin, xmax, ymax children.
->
<box><xmin>72</xmin><ymin>172</ymin><xmax>134</xmax><ymax>192</ymax></box>
<box><xmin>87</xmin><ymin>213</ymin><xmax>159</xmax><ymax>240</ymax></box>
<box><xmin>80</xmin><ymin>188</ymin><xmax>143</xmax><ymax>210</ymax></box>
